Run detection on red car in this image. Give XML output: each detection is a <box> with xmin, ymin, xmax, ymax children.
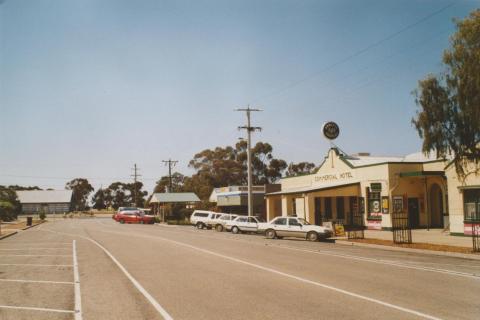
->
<box><xmin>113</xmin><ymin>208</ymin><xmax>155</xmax><ymax>224</ymax></box>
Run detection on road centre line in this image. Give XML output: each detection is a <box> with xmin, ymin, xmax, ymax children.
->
<box><xmin>0</xmin><ymin>279</ymin><xmax>74</xmax><ymax>285</ymax></box>
<box><xmin>0</xmin><ymin>254</ymin><xmax>72</xmax><ymax>257</ymax></box>
<box><xmin>0</xmin><ymin>263</ymin><xmax>73</xmax><ymax>267</ymax></box>
<box><xmin>0</xmin><ymin>248</ymin><xmax>71</xmax><ymax>251</ymax></box>
<box><xmin>103</xmin><ymin>222</ymin><xmax>480</xmax><ymax>280</ymax></box>
<box><xmin>0</xmin><ymin>242</ymin><xmax>71</xmax><ymax>245</ymax></box>
<box><xmin>73</xmin><ymin>240</ymin><xmax>83</xmax><ymax>320</ymax></box>
<box><xmin>0</xmin><ymin>305</ymin><xmax>75</xmax><ymax>314</ymax></box>
<box><xmin>39</xmin><ymin>225</ymin><xmax>174</xmax><ymax>320</ymax></box>
<box><xmin>96</xmin><ymin>228</ymin><xmax>443</xmax><ymax>320</ymax></box>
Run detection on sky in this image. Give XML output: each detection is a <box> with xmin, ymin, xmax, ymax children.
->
<box><xmin>1</xmin><ymin>0</ymin><xmax>479</xmax><ymax>193</ymax></box>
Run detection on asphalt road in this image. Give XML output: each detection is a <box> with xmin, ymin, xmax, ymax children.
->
<box><xmin>0</xmin><ymin>218</ymin><xmax>479</xmax><ymax>320</ymax></box>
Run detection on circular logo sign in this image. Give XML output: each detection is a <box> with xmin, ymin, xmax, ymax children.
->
<box><xmin>322</xmin><ymin>122</ymin><xmax>340</xmax><ymax>140</ymax></box>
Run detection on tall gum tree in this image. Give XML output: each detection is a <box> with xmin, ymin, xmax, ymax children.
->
<box><xmin>413</xmin><ymin>9</ymin><xmax>480</xmax><ymax>179</ymax></box>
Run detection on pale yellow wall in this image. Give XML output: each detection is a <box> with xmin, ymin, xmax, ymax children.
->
<box><xmin>446</xmin><ymin>162</ymin><xmax>480</xmax><ymax>234</ymax></box>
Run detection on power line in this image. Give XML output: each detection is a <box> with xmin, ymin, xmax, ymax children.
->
<box><xmin>161</xmin><ymin>159</ymin><xmax>178</xmax><ymax>192</ymax></box>
<box><xmin>235</xmin><ymin>107</ymin><xmax>262</xmax><ymax>217</ymax></box>
<box><xmin>251</xmin><ymin>1</ymin><xmax>456</xmax><ymax>104</ymax></box>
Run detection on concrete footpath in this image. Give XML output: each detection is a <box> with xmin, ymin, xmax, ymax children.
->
<box><xmin>336</xmin><ymin>228</ymin><xmax>480</xmax><ymax>260</ymax></box>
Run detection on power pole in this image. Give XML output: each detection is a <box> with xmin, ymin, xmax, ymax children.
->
<box><xmin>235</xmin><ymin>106</ymin><xmax>262</xmax><ymax>216</ymax></box>
<box><xmin>130</xmin><ymin>164</ymin><xmax>141</xmax><ymax>207</ymax></box>
<box><xmin>162</xmin><ymin>159</ymin><xmax>178</xmax><ymax>192</ymax></box>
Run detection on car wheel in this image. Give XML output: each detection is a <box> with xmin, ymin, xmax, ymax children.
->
<box><xmin>232</xmin><ymin>226</ymin><xmax>240</xmax><ymax>234</ymax></box>
<box><xmin>307</xmin><ymin>231</ymin><xmax>319</xmax><ymax>242</ymax></box>
<box><xmin>215</xmin><ymin>224</ymin><xmax>223</xmax><ymax>232</ymax></box>
<box><xmin>265</xmin><ymin>229</ymin><xmax>276</xmax><ymax>239</ymax></box>
<box><xmin>196</xmin><ymin>222</ymin><xmax>204</xmax><ymax>229</ymax></box>
<box><xmin>119</xmin><ymin>219</ymin><xmax>125</xmax><ymax>224</ymax></box>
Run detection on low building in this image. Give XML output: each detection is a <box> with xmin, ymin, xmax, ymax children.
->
<box><xmin>209</xmin><ymin>185</ymin><xmax>281</xmax><ymax>218</ymax></box>
<box><xmin>266</xmin><ymin>148</ymin><xmax>448</xmax><ymax>231</ymax></box>
<box><xmin>16</xmin><ymin>190</ymin><xmax>73</xmax><ymax>214</ymax></box>
<box><xmin>149</xmin><ymin>192</ymin><xmax>201</xmax><ymax>221</ymax></box>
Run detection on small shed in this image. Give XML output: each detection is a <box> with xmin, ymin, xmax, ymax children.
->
<box><xmin>16</xmin><ymin>190</ymin><xmax>73</xmax><ymax>214</ymax></box>
<box><xmin>149</xmin><ymin>192</ymin><xmax>201</xmax><ymax>221</ymax></box>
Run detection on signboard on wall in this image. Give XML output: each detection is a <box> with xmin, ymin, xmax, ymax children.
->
<box><xmin>382</xmin><ymin>197</ymin><xmax>389</xmax><ymax>214</ymax></box>
<box><xmin>367</xmin><ymin>220</ymin><xmax>382</xmax><ymax>230</ymax></box>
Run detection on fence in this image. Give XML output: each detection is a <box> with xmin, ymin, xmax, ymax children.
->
<box><xmin>391</xmin><ymin>211</ymin><xmax>412</xmax><ymax>244</ymax></box>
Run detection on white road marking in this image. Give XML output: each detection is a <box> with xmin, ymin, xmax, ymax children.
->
<box><xmin>0</xmin><ymin>279</ymin><xmax>74</xmax><ymax>285</ymax></box>
<box><xmin>0</xmin><ymin>263</ymin><xmax>73</xmax><ymax>267</ymax></box>
<box><xmin>0</xmin><ymin>305</ymin><xmax>75</xmax><ymax>313</ymax></box>
<box><xmin>0</xmin><ymin>242</ymin><xmax>71</xmax><ymax>245</ymax></box>
<box><xmin>98</xmin><ymin>224</ymin><xmax>480</xmax><ymax>280</ymax></box>
<box><xmin>73</xmin><ymin>240</ymin><xmax>83</xmax><ymax>320</ymax></box>
<box><xmin>0</xmin><ymin>254</ymin><xmax>72</xmax><ymax>257</ymax></box>
<box><xmin>0</xmin><ymin>248</ymin><xmax>70</xmax><ymax>251</ymax></box>
<box><xmin>133</xmin><ymin>232</ymin><xmax>445</xmax><ymax>320</ymax></box>
<box><xmin>40</xmin><ymin>224</ymin><xmax>174</xmax><ymax>320</ymax></box>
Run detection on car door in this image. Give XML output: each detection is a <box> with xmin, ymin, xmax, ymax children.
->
<box><xmin>272</xmin><ymin>218</ymin><xmax>288</xmax><ymax>236</ymax></box>
<box><xmin>246</xmin><ymin>217</ymin><xmax>258</xmax><ymax>232</ymax></box>
<box><xmin>288</xmin><ymin>218</ymin><xmax>304</xmax><ymax>237</ymax></box>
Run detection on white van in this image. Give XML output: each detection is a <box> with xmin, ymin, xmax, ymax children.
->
<box><xmin>190</xmin><ymin>210</ymin><xmax>219</xmax><ymax>229</ymax></box>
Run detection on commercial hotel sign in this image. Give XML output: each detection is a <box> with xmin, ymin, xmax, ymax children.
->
<box><xmin>314</xmin><ymin>171</ymin><xmax>353</xmax><ymax>183</ymax></box>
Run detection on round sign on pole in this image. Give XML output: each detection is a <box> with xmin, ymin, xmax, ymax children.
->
<box><xmin>323</xmin><ymin>121</ymin><xmax>340</xmax><ymax>140</ymax></box>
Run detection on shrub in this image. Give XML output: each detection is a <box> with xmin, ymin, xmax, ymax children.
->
<box><xmin>39</xmin><ymin>211</ymin><xmax>46</xmax><ymax>220</ymax></box>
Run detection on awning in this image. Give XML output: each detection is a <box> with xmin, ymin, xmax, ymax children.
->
<box><xmin>266</xmin><ymin>182</ymin><xmax>360</xmax><ymax>196</ymax></box>
<box><xmin>150</xmin><ymin>192</ymin><xmax>200</xmax><ymax>203</ymax></box>
<box><xmin>457</xmin><ymin>185</ymin><xmax>480</xmax><ymax>190</ymax></box>
<box><xmin>399</xmin><ymin>171</ymin><xmax>445</xmax><ymax>178</ymax></box>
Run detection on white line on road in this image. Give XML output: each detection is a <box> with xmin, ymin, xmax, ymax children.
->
<box><xmin>40</xmin><ymin>225</ymin><xmax>174</xmax><ymax>320</ymax></box>
<box><xmin>0</xmin><ymin>248</ymin><xmax>71</xmax><ymax>251</ymax></box>
<box><xmin>0</xmin><ymin>254</ymin><xmax>72</xmax><ymax>257</ymax></box>
<box><xmin>149</xmin><ymin>234</ymin><xmax>445</xmax><ymax>320</ymax></box>
<box><xmin>0</xmin><ymin>263</ymin><xmax>73</xmax><ymax>267</ymax></box>
<box><xmin>95</xmin><ymin>228</ymin><xmax>444</xmax><ymax>320</ymax></box>
<box><xmin>0</xmin><ymin>242</ymin><xmax>71</xmax><ymax>245</ymax></box>
<box><xmin>73</xmin><ymin>240</ymin><xmax>83</xmax><ymax>320</ymax></box>
<box><xmin>0</xmin><ymin>305</ymin><xmax>75</xmax><ymax>313</ymax></box>
<box><xmin>0</xmin><ymin>279</ymin><xmax>74</xmax><ymax>285</ymax></box>
<box><xmin>99</xmin><ymin>224</ymin><xmax>480</xmax><ymax>280</ymax></box>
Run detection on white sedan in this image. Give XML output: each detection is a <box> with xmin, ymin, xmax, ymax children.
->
<box><xmin>225</xmin><ymin>216</ymin><xmax>265</xmax><ymax>234</ymax></box>
<box><xmin>259</xmin><ymin>216</ymin><xmax>333</xmax><ymax>241</ymax></box>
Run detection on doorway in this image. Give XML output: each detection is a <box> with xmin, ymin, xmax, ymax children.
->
<box><xmin>314</xmin><ymin>197</ymin><xmax>322</xmax><ymax>225</ymax></box>
<box><xmin>429</xmin><ymin>184</ymin><xmax>444</xmax><ymax>228</ymax></box>
<box><xmin>408</xmin><ymin>198</ymin><xmax>420</xmax><ymax>228</ymax></box>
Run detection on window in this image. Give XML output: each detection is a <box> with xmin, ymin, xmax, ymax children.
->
<box><xmin>237</xmin><ymin>217</ymin><xmax>247</xmax><ymax>222</ymax></box>
<box><xmin>336</xmin><ymin>197</ymin><xmax>345</xmax><ymax>220</ymax></box>
<box><xmin>464</xmin><ymin>189</ymin><xmax>480</xmax><ymax>222</ymax></box>
<box><xmin>324</xmin><ymin>198</ymin><xmax>332</xmax><ymax>219</ymax></box>
<box><xmin>273</xmin><ymin>218</ymin><xmax>287</xmax><ymax>225</ymax></box>
<box><xmin>194</xmin><ymin>212</ymin><xmax>209</xmax><ymax>217</ymax></box>
<box><xmin>248</xmin><ymin>217</ymin><xmax>257</xmax><ymax>223</ymax></box>
<box><xmin>289</xmin><ymin>218</ymin><xmax>301</xmax><ymax>226</ymax></box>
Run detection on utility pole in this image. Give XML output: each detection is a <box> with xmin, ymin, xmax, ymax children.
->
<box><xmin>162</xmin><ymin>159</ymin><xmax>178</xmax><ymax>192</ymax></box>
<box><xmin>130</xmin><ymin>164</ymin><xmax>141</xmax><ymax>206</ymax></box>
<box><xmin>235</xmin><ymin>106</ymin><xmax>262</xmax><ymax>216</ymax></box>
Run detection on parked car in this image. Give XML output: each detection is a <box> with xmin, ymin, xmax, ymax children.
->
<box><xmin>190</xmin><ymin>210</ymin><xmax>219</xmax><ymax>229</ymax></box>
<box><xmin>226</xmin><ymin>216</ymin><xmax>265</xmax><ymax>234</ymax></box>
<box><xmin>114</xmin><ymin>209</ymin><xmax>155</xmax><ymax>224</ymax></box>
<box><xmin>259</xmin><ymin>216</ymin><xmax>333</xmax><ymax>241</ymax></box>
<box><xmin>210</xmin><ymin>213</ymin><xmax>238</xmax><ymax>232</ymax></box>
<box><xmin>204</xmin><ymin>213</ymin><xmax>225</xmax><ymax>230</ymax></box>
<box><xmin>112</xmin><ymin>207</ymin><xmax>139</xmax><ymax>220</ymax></box>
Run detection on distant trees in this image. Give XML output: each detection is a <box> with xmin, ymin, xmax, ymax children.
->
<box><xmin>66</xmin><ymin>178</ymin><xmax>94</xmax><ymax>211</ymax></box>
<box><xmin>413</xmin><ymin>9</ymin><xmax>480</xmax><ymax>177</ymax></box>
<box><xmin>286</xmin><ymin>162</ymin><xmax>317</xmax><ymax>177</ymax></box>
<box><xmin>92</xmin><ymin>182</ymin><xmax>148</xmax><ymax>210</ymax></box>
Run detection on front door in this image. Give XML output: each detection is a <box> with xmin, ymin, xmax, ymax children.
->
<box><xmin>408</xmin><ymin>198</ymin><xmax>420</xmax><ymax>229</ymax></box>
<box><xmin>314</xmin><ymin>197</ymin><xmax>322</xmax><ymax>225</ymax></box>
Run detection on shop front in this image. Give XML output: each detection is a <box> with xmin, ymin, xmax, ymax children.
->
<box><xmin>266</xmin><ymin>148</ymin><xmax>449</xmax><ymax>231</ymax></box>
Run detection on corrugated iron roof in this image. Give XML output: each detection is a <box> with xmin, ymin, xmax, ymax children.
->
<box><xmin>150</xmin><ymin>192</ymin><xmax>200</xmax><ymax>203</ymax></box>
<box><xmin>16</xmin><ymin>190</ymin><xmax>73</xmax><ymax>204</ymax></box>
